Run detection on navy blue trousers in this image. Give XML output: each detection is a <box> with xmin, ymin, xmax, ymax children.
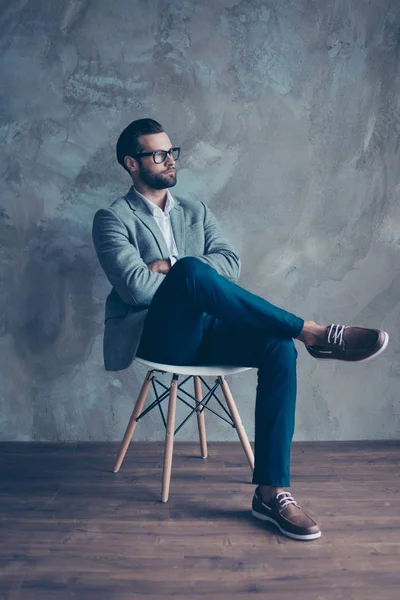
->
<box><xmin>137</xmin><ymin>257</ymin><xmax>304</xmax><ymax>486</ymax></box>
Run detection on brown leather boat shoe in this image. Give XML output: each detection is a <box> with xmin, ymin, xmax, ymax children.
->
<box><xmin>306</xmin><ymin>324</ymin><xmax>389</xmax><ymax>362</ymax></box>
<box><xmin>252</xmin><ymin>487</ymin><xmax>321</xmax><ymax>541</ymax></box>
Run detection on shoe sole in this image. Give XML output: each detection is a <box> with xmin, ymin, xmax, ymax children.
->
<box><xmin>308</xmin><ymin>331</ymin><xmax>389</xmax><ymax>363</ymax></box>
<box><xmin>252</xmin><ymin>509</ymin><xmax>322</xmax><ymax>541</ymax></box>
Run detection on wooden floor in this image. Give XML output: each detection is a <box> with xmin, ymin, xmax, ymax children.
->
<box><xmin>0</xmin><ymin>441</ymin><xmax>399</xmax><ymax>600</ymax></box>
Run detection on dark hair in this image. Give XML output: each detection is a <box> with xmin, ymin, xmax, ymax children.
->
<box><xmin>116</xmin><ymin>118</ymin><xmax>164</xmax><ymax>172</ymax></box>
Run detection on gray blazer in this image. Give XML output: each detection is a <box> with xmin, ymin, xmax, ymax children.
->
<box><xmin>92</xmin><ymin>186</ymin><xmax>241</xmax><ymax>371</ymax></box>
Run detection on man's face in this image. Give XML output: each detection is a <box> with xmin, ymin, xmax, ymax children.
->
<box><xmin>131</xmin><ymin>132</ymin><xmax>177</xmax><ymax>190</ymax></box>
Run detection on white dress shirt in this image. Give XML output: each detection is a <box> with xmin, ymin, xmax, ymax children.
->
<box><xmin>134</xmin><ymin>187</ymin><xmax>179</xmax><ymax>265</ymax></box>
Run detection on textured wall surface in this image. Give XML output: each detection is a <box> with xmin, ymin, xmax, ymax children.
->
<box><xmin>1</xmin><ymin>0</ymin><xmax>399</xmax><ymax>442</ymax></box>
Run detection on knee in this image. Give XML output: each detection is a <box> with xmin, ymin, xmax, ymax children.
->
<box><xmin>275</xmin><ymin>338</ymin><xmax>298</xmax><ymax>361</ymax></box>
<box><xmin>261</xmin><ymin>338</ymin><xmax>298</xmax><ymax>371</ymax></box>
<box><xmin>170</xmin><ymin>256</ymin><xmax>213</xmax><ymax>280</ymax></box>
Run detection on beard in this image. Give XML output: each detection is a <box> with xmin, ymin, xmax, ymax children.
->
<box><xmin>138</xmin><ymin>165</ymin><xmax>177</xmax><ymax>190</ymax></box>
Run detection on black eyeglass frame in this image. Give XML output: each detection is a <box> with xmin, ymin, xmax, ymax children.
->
<box><xmin>134</xmin><ymin>147</ymin><xmax>181</xmax><ymax>164</ymax></box>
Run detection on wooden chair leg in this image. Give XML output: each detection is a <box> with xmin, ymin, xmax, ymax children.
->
<box><xmin>219</xmin><ymin>376</ymin><xmax>255</xmax><ymax>471</ymax></box>
<box><xmin>161</xmin><ymin>374</ymin><xmax>179</xmax><ymax>503</ymax></box>
<box><xmin>194</xmin><ymin>376</ymin><xmax>208</xmax><ymax>459</ymax></box>
<box><xmin>113</xmin><ymin>371</ymin><xmax>154</xmax><ymax>473</ymax></box>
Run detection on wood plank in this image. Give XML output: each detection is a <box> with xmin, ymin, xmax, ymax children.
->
<box><xmin>0</xmin><ymin>441</ymin><xmax>399</xmax><ymax>600</ymax></box>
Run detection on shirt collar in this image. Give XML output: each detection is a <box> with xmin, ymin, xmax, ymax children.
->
<box><xmin>134</xmin><ymin>187</ymin><xmax>175</xmax><ymax>217</ymax></box>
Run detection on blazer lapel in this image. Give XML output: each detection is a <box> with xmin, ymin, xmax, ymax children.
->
<box><xmin>169</xmin><ymin>200</ymin><xmax>185</xmax><ymax>257</ymax></box>
<box><xmin>125</xmin><ymin>187</ymin><xmax>169</xmax><ymax>257</ymax></box>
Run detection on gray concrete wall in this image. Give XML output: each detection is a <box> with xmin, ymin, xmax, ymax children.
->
<box><xmin>1</xmin><ymin>0</ymin><xmax>399</xmax><ymax>442</ymax></box>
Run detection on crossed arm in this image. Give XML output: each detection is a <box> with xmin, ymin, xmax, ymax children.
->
<box><xmin>147</xmin><ymin>258</ymin><xmax>173</xmax><ymax>274</ymax></box>
<box><xmin>92</xmin><ymin>201</ymin><xmax>241</xmax><ymax>307</ymax></box>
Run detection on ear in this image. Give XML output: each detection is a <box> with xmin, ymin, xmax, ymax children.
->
<box><xmin>124</xmin><ymin>155</ymin><xmax>138</xmax><ymax>173</ymax></box>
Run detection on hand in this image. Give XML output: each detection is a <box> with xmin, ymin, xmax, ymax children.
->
<box><xmin>147</xmin><ymin>259</ymin><xmax>171</xmax><ymax>274</ymax></box>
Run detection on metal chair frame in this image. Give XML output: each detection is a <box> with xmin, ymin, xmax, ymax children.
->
<box><xmin>113</xmin><ymin>366</ymin><xmax>254</xmax><ymax>502</ymax></box>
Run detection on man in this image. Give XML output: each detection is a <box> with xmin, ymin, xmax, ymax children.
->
<box><xmin>92</xmin><ymin>118</ymin><xmax>389</xmax><ymax>542</ymax></box>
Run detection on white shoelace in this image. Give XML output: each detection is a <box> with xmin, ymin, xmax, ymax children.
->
<box><xmin>276</xmin><ymin>491</ymin><xmax>299</xmax><ymax>511</ymax></box>
<box><xmin>326</xmin><ymin>324</ymin><xmax>346</xmax><ymax>348</ymax></box>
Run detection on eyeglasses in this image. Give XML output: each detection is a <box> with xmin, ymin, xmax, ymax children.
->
<box><xmin>135</xmin><ymin>147</ymin><xmax>181</xmax><ymax>164</ymax></box>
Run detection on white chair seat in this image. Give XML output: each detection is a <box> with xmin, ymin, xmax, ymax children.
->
<box><xmin>135</xmin><ymin>357</ymin><xmax>251</xmax><ymax>377</ymax></box>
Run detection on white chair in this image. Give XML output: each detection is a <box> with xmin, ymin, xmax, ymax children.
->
<box><xmin>113</xmin><ymin>358</ymin><xmax>255</xmax><ymax>502</ymax></box>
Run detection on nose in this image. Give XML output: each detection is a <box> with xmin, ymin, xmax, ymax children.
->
<box><xmin>165</xmin><ymin>151</ymin><xmax>175</xmax><ymax>167</ymax></box>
